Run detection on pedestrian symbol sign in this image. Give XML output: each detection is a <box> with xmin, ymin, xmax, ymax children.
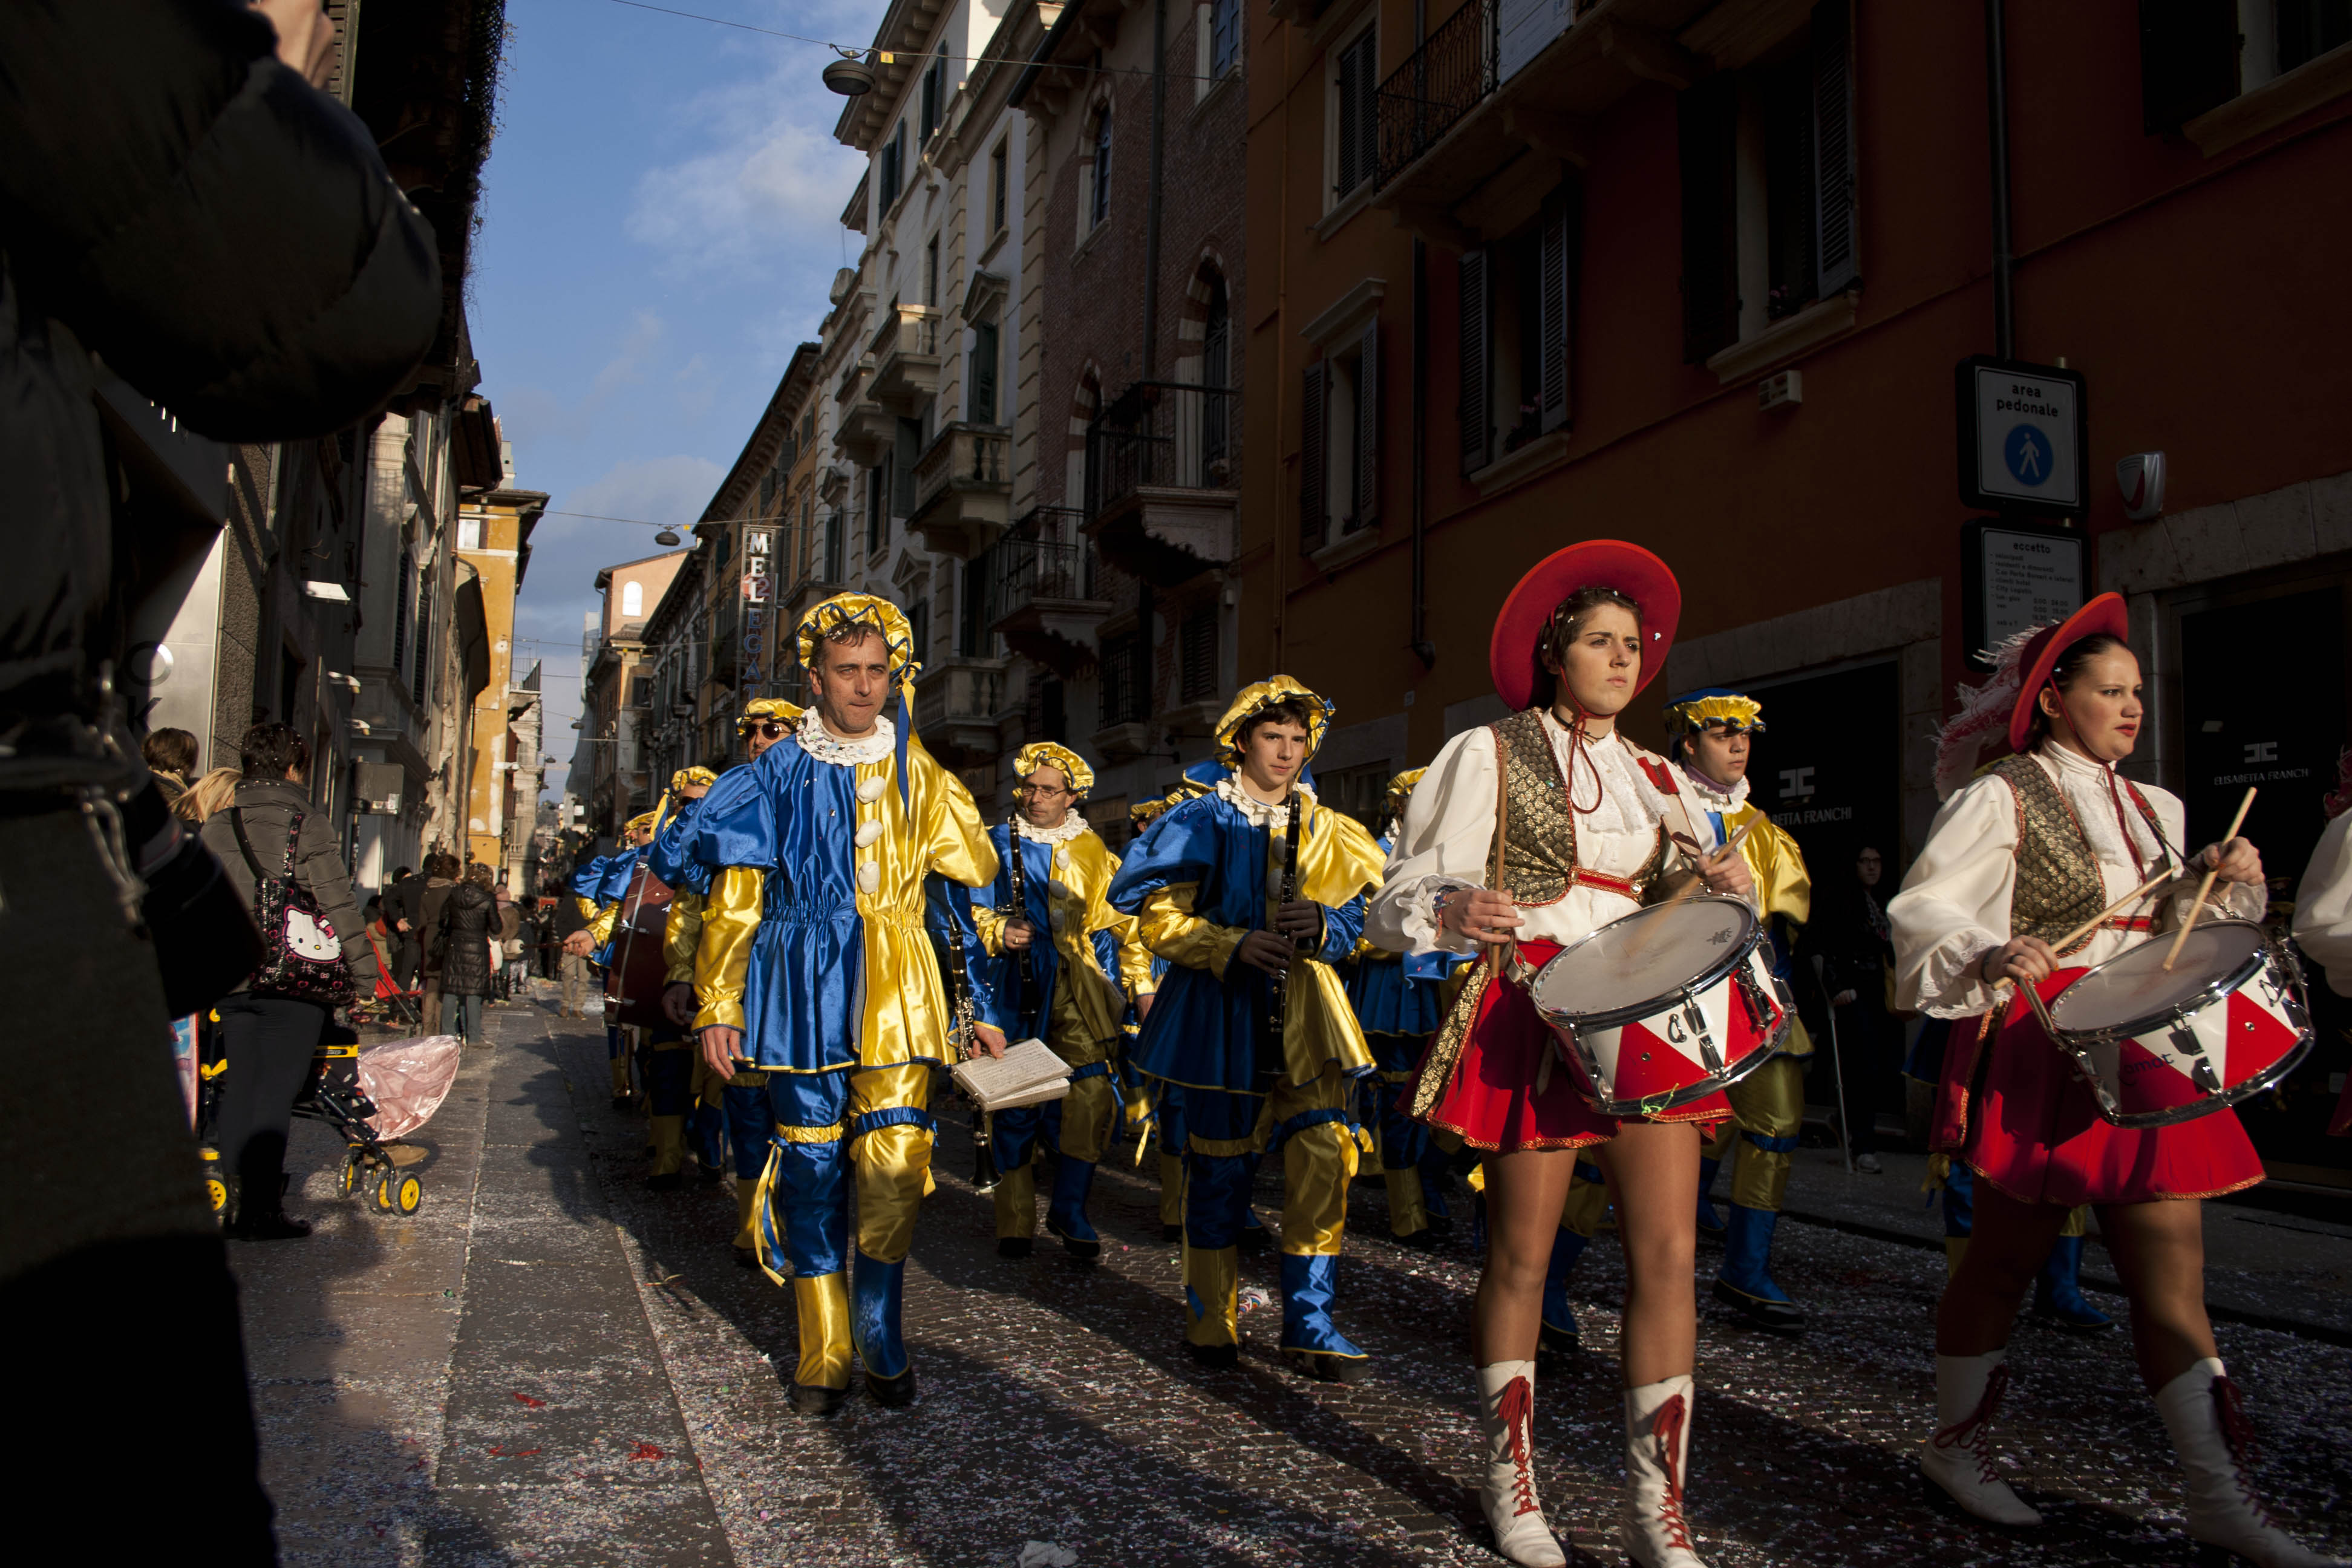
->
<box><xmin>1955</xmin><ymin>357</ymin><xmax>2085</xmax><ymax>515</ymax></box>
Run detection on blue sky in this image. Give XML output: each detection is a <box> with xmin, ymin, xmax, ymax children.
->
<box><xmin>467</xmin><ymin>0</ymin><xmax>880</xmax><ymax>800</ymax></box>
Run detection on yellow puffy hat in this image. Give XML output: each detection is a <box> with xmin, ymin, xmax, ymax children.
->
<box><xmin>1660</xmin><ymin>687</ymin><xmax>1766</xmax><ymax>737</ymax></box>
<box><xmin>670</xmin><ymin>765</ymin><xmax>719</xmax><ymax>794</ymax></box>
<box><xmin>624</xmin><ymin>808</ymin><xmax>661</xmax><ymax>836</ymax></box>
<box><xmin>796</xmin><ymin>592</ymin><xmax>918</xmax><ymax>681</ymax></box>
<box><xmin>734</xmin><ymin>696</ymin><xmax>805</xmax><ymax>736</ymax></box>
<box><xmin>1014</xmin><ymin>741</ymin><xmax>1095</xmax><ymax>798</ymax></box>
<box><xmin>1383</xmin><ymin>766</ymin><xmax>1426</xmax><ymax>813</ymax></box>
<box><xmin>1212</xmin><ymin>675</ymin><xmax>1333</xmax><ymax>766</ymax></box>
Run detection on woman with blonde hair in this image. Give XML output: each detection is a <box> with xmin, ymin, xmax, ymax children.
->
<box><xmin>172</xmin><ymin>766</ymin><xmax>242</xmax><ymax>823</ymax></box>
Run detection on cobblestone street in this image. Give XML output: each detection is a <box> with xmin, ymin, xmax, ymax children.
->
<box><xmin>229</xmin><ymin>990</ymin><xmax>2352</xmax><ymax>1567</ymax></box>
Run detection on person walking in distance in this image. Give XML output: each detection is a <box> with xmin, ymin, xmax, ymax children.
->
<box><xmin>433</xmin><ymin>863</ymin><xmax>497</xmax><ymax>1047</ymax></box>
<box><xmin>1808</xmin><ymin>846</ymin><xmax>1896</xmax><ymax>1174</ymax></box>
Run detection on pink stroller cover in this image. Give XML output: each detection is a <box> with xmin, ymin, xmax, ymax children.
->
<box><xmin>357</xmin><ymin>1035</ymin><xmax>462</xmax><ymax>1141</ymax></box>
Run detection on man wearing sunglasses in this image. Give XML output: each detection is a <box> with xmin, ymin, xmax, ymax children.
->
<box><xmin>682</xmin><ymin>594</ymin><xmax>1007</xmax><ymax>1415</ymax></box>
<box><xmin>969</xmin><ymin>742</ymin><xmax>1156</xmax><ymax>1261</ymax></box>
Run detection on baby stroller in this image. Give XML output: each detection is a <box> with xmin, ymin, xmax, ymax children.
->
<box><xmin>196</xmin><ymin>1016</ymin><xmax>462</xmax><ymax>1220</ymax></box>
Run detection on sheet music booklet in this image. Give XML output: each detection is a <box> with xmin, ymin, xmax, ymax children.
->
<box><xmin>950</xmin><ymin>1036</ymin><xmax>1072</xmax><ymax>1111</ymax></box>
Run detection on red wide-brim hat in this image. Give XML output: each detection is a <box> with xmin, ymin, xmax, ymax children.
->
<box><xmin>1489</xmin><ymin>541</ymin><xmax>1682</xmax><ymax>712</ymax></box>
<box><xmin>2007</xmin><ymin>591</ymin><xmax>2131</xmax><ymax>753</ymax></box>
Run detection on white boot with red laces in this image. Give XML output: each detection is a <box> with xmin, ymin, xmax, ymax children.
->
<box><xmin>1474</xmin><ymin>1361</ymin><xmax>1566</xmax><ymax>1567</ymax></box>
<box><xmin>1624</xmin><ymin>1374</ymin><xmax>1708</xmax><ymax>1568</ymax></box>
<box><xmin>2154</xmin><ymin>1358</ymin><xmax>2345</xmax><ymax>1568</ymax></box>
<box><xmin>1921</xmin><ymin>1351</ymin><xmax>2043</xmax><ymax>1526</ymax></box>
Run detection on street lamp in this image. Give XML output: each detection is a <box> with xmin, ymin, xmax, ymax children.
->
<box><xmin>823</xmin><ymin>48</ymin><xmax>877</xmax><ymax>95</ymax></box>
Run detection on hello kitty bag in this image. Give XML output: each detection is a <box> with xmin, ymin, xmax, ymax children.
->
<box><xmin>229</xmin><ymin>806</ymin><xmax>354</xmax><ymax>1005</ymax></box>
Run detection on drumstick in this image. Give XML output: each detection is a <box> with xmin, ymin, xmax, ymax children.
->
<box><xmin>1982</xmin><ymin>866</ymin><xmax>2178</xmax><ymax>1001</ymax></box>
<box><xmin>2161</xmin><ymin>786</ymin><xmax>2256</xmax><ymax>972</ymax></box>
<box><xmin>1627</xmin><ymin>815</ymin><xmax>1762</xmax><ymax>959</ymax></box>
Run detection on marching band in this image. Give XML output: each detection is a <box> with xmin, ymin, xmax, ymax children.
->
<box><xmin>566</xmin><ymin>567</ymin><xmax>2345</xmax><ymax>1568</ymax></box>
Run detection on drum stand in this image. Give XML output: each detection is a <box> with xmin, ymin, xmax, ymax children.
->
<box><xmin>1812</xmin><ymin>956</ymin><xmax>1857</xmax><ymax>1176</ymax></box>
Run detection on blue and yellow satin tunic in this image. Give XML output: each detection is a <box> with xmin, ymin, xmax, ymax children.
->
<box><xmin>1108</xmin><ymin>786</ymin><xmax>1384</xmax><ymax>1094</ymax></box>
<box><xmin>1344</xmin><ymin>835</ymin><xmax>1447</xmax><ymax>1040</ymax></box>
<box><xmin>971</xmin><ymin>822</ymin><xmax>1155</xmax><ymax>1050</ymax></box>
<box><xmin>685</xmin><ymin>720</ymin><xmax>1000</xmax><ymax>1074</ymax></box>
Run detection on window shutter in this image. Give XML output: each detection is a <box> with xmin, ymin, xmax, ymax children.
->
<box><xmin>972</xmin><ymin>321</ymin><xmax>999</xmax><ymax>423</ymax></box>
<box><xmin>2138</xmin><ymin>0</ymin><xmax>2238</xmax><ymax>133</ymax></box>
<box><xmin>1335</xmin><ymin>42</ymin><xmax>1363</xmax><ymax>194</ymax></box>
<box><xmin>1356</xmin><ymin>318</ymin><xmax>1381</xmax><ymax>529</ymax></box>
<box><xmin>1677</xmin><ymin>79</ymin><xmax>1738</xmax><ymax>364</ymax></box>
<box><xmin>1539</xmin><ymin>197</ymin><xmax>1572</xmax><ymax>434</ymax></box>
<box><xmin>1300</xmin><ymin>359</ymin><xmax>1328</xmax><ymax>552</ymax></box>
<box><xmin>1355</xmin><ymin>33</ymin><xmax>1380</xmax><ymax>191</ymax></box>
<box><xmin>1812</xmin><ymin>0</ymin><xmax>1860</xmax><ymax>299</ymax></box>
<box><xmin>1457</xmin><ymin>249</ymin><xmax>1490</xmax><ymax>475</ymax></box>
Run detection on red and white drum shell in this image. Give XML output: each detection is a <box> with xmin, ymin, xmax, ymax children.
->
<box><xmin>1522</xmin><ymin>895</ymin><xmax>1792</xmax><ymax>1117</ymax></box>
<box><xmin>2037</xmin><ymin>920</ymin><xmax>2313</xmax><ymax>1129</ymax></box>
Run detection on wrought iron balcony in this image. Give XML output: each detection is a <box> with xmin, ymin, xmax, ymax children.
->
<box><xmin>1082</xmin><ymin>381</ymin><xmax>1238</xmax><ymax>586</ymax></box>
<box><xmin>907</xmin><ymin>421</ymin><xmax>1012</xmax><ymax>558</ymax></box>
<box><xmin>1375</xmin><ymin>0</ymin><xmax>1497</xmax><ymax>189</ymax></box>
<box><xmin>981</xmin><ymin>508</ymin><xmax>1110</xmax><ymax>678</ymax></box>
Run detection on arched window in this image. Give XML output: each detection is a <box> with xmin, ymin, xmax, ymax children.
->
<box><xmin>1201</xmin><ymin>273</ymin><xmax>1230</xmax><ymax>474</ymax></box>
<box><xmin>621</xmin><ymin>580</ymin><xmax>643</xmax><ymax>618</ymax></box>
<box><xmin>1089</xmin><ymin>111</ymin><xmax>1112</xmax><ymax>228</ymax></box>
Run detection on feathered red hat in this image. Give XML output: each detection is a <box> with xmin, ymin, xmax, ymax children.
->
<box><xmin>2005</xmin><ymin>592</ymin><xmax>2131</xmax><ymax>753</ymax></box>
<box><xmin>1489</xmin><ymin>541</ymin><xmax>1681</xmax><ymax>712</ymax></box>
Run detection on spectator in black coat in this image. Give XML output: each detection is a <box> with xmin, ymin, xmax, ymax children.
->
<box><xmin>1802</xmin><ymin>845</ymin><xmax>1899</xmax><ymax>1174</ymax></box>
<box><xmin>0</xmin><ymin>1</ymin><xmax>439</xmax><ymax>1549</ymax></box>
<box><xmin>435</xmin><ymin>863</ymin><xmax>497</xmax><ymax>1045</ymax></box>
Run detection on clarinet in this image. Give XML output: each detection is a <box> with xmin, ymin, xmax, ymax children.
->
<box><xmin>1266</xmin><ymin>791</ymin><xmax>1303</xmax><ymax>1044</ymax></box>
<box><xmin>946</xmin><ymin>918</ymin><xmax>1001</xmax><ymax>1193</ymax></box>
<box><xmin>1004</xmin><ymin>809</ymin><xmax>1034</xmax><ymax>1004</ymax></box>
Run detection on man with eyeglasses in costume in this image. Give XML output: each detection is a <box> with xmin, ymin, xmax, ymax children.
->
<box><xmin>1110</xmin><ymin>677</ymin><xmax>1385</xmax><ymax>1381</ymax></box>
<box><xmin>685</xmin><ymin>595</ymin><xmax>1005</xmax><ymax>1414</ymax></box>
<box><xmin>969</xmin><ymin>742</ymin><xmax>1157</xmax><ymax>1259</ymax></box>
<box><xmin>566</xmin><ymin>814</ymin><xmax>657</xmax><ymax>1106</ymax></box>
<box><xmin>662</xmin><ymin>701</ymin><xmax>805</xmax><ymax>1261</ymax></box>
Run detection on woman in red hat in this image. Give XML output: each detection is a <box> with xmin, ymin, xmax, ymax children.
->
<box><xmin>1367</xmin><ymin>541</ymin><xmax>1751</xmax><ymax>1568</ymax></box>
<box><xmin>1890</xmin><ymin>594</ymin><xmax>2334</xmax><ymax>1567</ymax></box>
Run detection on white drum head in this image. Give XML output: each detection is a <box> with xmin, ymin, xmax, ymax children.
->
<box><xmin>1533</xmin><ymin>898</ymin><xmax>1756</xmax><ymax>1019</ymax></box>
<box><xmin>2047</xmin><ymin>922</ymin><xmax>2266</xmax><ymax>1032</ymax></box>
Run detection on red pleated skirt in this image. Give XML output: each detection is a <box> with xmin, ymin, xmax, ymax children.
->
<box><xmin>1406</xmin><ymin>938</ymin><xmax>1733</xmax><ymax>1154</ymax></box>
<box><xmin>1933</xmin><ymin>969</ymin><xmax>2266</xmax><ymax>1206</ymax></box>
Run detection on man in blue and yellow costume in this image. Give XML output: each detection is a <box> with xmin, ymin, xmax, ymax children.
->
<box><xmin>1109</xmin><ymin>677</ymin><xmax>1385</xmax><ymax>1380</ymax></box>
<box><xmin>590</xmin><ymin>779</ymin><xmax>712</xmax><ymax>1192</ymax></box>
<box><xmin>1666</xmin><ymin>687</ymin><xmax>1817</xmax><ymax>1333</ymax></box>
<box><xmin>687</xmin><ymin>594</ymin><xmax>1005</xmax><ymax>1414</ymax></box>
<box><xmin>1346</xmin><ymin>766</ymin><xmax>1459</xmax><ymax>1248</ymax></box>
<box><xmin>664</xmin><ymin>701</ymin><xmax>802</xmax><ymax>1260</ymax></box>
<box><xmin>1124</xmin><ymin>791</ymin><xmax>1186</xmax><ymax>1241</ymax></box>
<box><xmin>970</xmin><ymin>742</ymin><xmax>1157</xmax><ymax>1259</ymax></box>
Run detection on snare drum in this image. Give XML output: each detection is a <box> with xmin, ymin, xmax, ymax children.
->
<box><xmin>1522</xmin><ymin>895</ymin><xmax>1792</xmax><ymax>1117</ymax></box>
<box><xmin>2034</xmin><ymin>920</ymin><xmax>2312</xmax><ymax>1129</ymax></box>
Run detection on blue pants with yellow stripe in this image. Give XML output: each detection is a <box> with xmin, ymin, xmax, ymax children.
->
<box><xmin>753</xmin><ymin>1063</ymin><xmax>933</xmax><ymax>1394</ymax></box>
<box><xmin>1171</xmin><ymin>1064</ymin><xmax>1365</xmax><ymax>1366</ymax></box>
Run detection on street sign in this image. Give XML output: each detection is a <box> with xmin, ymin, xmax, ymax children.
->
<box><xmin>1955</xmin><ymin>356</ymin><xmax>2086</xmax><ymax>515</ymax></box>
<box><xmin>1960</xmin><ymin>517</ymin><xmax>2085</xmax><ymax>665</ymax></box>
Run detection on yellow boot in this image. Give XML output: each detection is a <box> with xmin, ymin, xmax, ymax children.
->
<box><xmin>732</xmin><ymin>1181</ymin><xmax>761</xmax><ymax>1266</ymax></box>
<box><xmin>609</xmin><ymin>1050</ymin><xmax>631</xmax><ymax>1103</ymax></box>
<box><xmin>1945</xmin><ymin>1235</ymin><xmax>1970</xmax><ymax>1280</ymax></box>
<box><xmin>1183</xmin><ymin>1243</ymin><xmax>1240</xmax><ymax>1368</ymax></box>
<box><xmin>789</xmin><ymin>1273</ymin><xmax>853</xmax><ymax>1416</ymax></box>
<box><xmin>648</xmin><ymin>1115</ymin><xmax>685</xmax><ymax>1190</ymax></box>
<box><xmin>993</xmin><ymin>1157</ymin><xmax>1038</xmax><ymax>1257</ymax></box>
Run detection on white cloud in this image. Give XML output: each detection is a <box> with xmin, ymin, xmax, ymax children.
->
<box><xmin>626</xmin><ymin>53</ymin><xmax>867</xmax><ymax>278</ymax></box>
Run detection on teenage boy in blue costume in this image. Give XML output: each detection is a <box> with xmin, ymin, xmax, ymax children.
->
<box><xmin>1109</xmin><ymin>677</ymin><xmax>1385</xmax><ymax>1381</ymax></box>
<box><xmin>687</xmin><ymin>594</ymin><xmax>1005</xmax><ymax>1414</ymax></box>
<box><xmin>969</xmin><ymin>742</ymin><xmax>1157</xmax><ymax>1259</ymax></box>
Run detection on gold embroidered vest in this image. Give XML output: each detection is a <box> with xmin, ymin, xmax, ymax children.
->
<box><xmin>1490</xmin><ymin>708</ymin><xmax>1579</xmax><ymax>904</ymax></box>
<box><xmin>1991</xmin><ymin>753</ymin><xmax>2162</xmax><ymax>955</ymax></box>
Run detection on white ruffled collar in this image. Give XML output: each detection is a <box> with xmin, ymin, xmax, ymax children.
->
<box><xmin>1215</xmin><ymin>774</ymin><xmax>1311</xmax><ymax>830</ymax></box>
<box><xmin>2038</xmin><ymin>740</ymin><xmax>2114</xmax><ymax>782</ymax></box>
<box><xmin>1014</xmin><ymin>810</ymin><xmax>1090</xmax><ymax>845</ymax></box>
<box><xmin>1678</xmin><ymin>764</ymin><xmax>1751</xmax><ymax>813</ymax></box>
<box><xmin>795</xmin><ymin>708</ymin><xmax>895</xmax><ymax>766</ymax></box>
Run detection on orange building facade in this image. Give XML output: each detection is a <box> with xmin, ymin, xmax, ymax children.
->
<box><xmin>1243</xmin><ymin>1</ymin><xmax>2352</xmax><ymax>1175</ymax></box>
